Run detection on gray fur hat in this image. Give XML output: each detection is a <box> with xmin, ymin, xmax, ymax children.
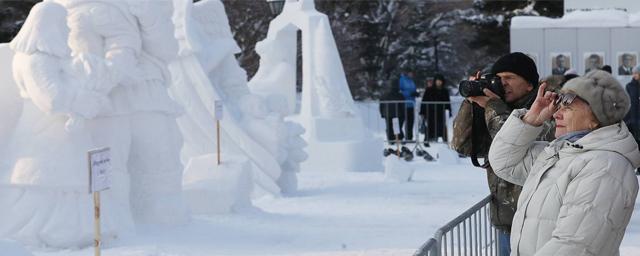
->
<box><xmin>633</xmin><ymin>65</ymin><xmax>640</xmax><ymax>74</ymax></box>
<box><xmin>562</xmin><ymin>70</ymin><xmax>630</xmax><ymax>127</ymax></box>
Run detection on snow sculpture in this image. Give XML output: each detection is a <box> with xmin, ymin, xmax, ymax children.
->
<box><xmin>0</xmin><ymin>0</ymin><xmax>310</xmax><ymax>247</ymax></box>
<box><xmin>0</xmin><ymin>2</ymin><xmax>133</xmax><ymax>247</ymax></box>
<box><xmin>249</xmin><ymin>0</ymin><xmax>383</xmax><ymax>172</ymax></box>
<box><xmin>54</xmin><ymin>0</ymin><xmax>189</xmax><ymax>225</ymax></box>
<box><xmin>170</xmin><ymin>0</ymin><xmax>307</xmax><ymax>195</ymax></box>
<box><xmin>0</xmin><ymin>46</ymin><xmax>21</xmax><ymax>152</ymax></box>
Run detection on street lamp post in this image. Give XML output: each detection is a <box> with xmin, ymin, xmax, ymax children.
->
<box><xmin>266</xmin><ymin>0</ymin><xmax>286</xmax><ymax>15</ymax></box>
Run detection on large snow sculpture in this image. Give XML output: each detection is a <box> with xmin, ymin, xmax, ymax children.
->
<box><xmin>0</xmin><ymin>2</ymin><xmax>133</xmax><ymax>247</ymax></box>
<box><xmin>249</xmin><ymin>0</ymin><xmax>383</xmax><ymax>172</ymax></box>
<box><xmin>170</xmin><ymin>0</ymin><xmax>307</xmax><ymax>195</ymax></box>
<box><xmin>0</xmin><ymin>0</ymin><xmax>310</xmax><ymax>248</ymax></box>
<box><xmin>54</xmin><ymin>0</ymin><xmax>189</xmax><ymax>225</ymax></box>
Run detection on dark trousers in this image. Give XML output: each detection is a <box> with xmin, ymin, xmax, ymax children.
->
<box><xmin>404</xmin><ymin>107</ymin><xmax>415</xmax><ymax>141</ymax></box>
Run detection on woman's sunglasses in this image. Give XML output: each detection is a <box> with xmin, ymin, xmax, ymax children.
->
<box><xmin>553</xmin><ymin>92</ymin><xmax>578</xmax><ymax>107</ymax></box>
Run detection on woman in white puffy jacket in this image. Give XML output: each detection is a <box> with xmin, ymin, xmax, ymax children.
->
<box><xmin>488</xmin><ymin>70</ymin><xmax>639</xmax><ymax>256</ymax></box>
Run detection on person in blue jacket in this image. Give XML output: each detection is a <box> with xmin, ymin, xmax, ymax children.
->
<box><xmin>399</xmin><ymin>70</ymin><xmax>418</xmax><ymax>141</ymax></box>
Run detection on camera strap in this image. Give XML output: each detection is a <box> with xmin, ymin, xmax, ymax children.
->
<box><xmin>471</xmin><ymin>103</ymin><xmax>490</xmax><ymax>168</ymax></box>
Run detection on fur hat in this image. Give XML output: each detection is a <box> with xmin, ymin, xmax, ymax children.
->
<box><xmin>633</xmin><ymin>65</ymin><xmax>640</xmax><ymax>74</ymax></box>
<box><xmin>491</xmin><ymin>52</ymin><xmax>539</xmax><ymax>86</ymax></box>
<box><xmin>562</xmin><ymin>70</ymin><xmax>630</xmax><ymax>127</ymax></box>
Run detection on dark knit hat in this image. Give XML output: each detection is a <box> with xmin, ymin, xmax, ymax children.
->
<box><xmin>491</xmin><ymin>52</ymin><xmax>539</xmax><ymax>86</ymax></box>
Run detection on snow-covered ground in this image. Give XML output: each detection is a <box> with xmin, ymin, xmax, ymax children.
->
<box><xmin>27</xmin><ymin>149</ymin><xmax>640</xmax><ymax>255</ymax></box>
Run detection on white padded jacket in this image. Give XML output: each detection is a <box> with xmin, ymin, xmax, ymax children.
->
<box><xmin>489</xmin><ymin>109</ymin><xmax>640</xmax><ymax>256</ymax></box>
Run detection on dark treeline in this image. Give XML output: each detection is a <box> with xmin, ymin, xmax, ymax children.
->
<box><xmin>1</xmin><ymin>0</ymin><xmax>562</xmax><ymax>100</ymax></box>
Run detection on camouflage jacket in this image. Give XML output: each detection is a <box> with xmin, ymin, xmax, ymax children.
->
<box><xmin>451</xmin><ymin>90</ymin><xmax>555</xmax><ymax>232</ymax></box>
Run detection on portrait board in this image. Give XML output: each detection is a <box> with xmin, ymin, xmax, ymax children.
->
<box><xmin>583</xmin><ymin>52</ymin><xmax>604</xmax><ymax>74</ymax></box>
<box><xmin>551</xmin><ymin>52</ymin><xmax>571</xmax><ymax>75</ymax></box>
<box><xmin>617</xmin><ymin>52</ymin><xmax>638</xmax><ymax>76</ymax></box>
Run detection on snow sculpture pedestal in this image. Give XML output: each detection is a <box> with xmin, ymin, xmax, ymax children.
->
<box><xmin>182</xmin><ymin>154</ymin><xmax>254</xmax><ymax>214</ymax></box>
<box><xmin>299</xmin><ymin>116</ymin><xmax>382</xmax><ymax>172</ymax></box>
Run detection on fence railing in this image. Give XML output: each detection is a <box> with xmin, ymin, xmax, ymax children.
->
<box><xmin>367</xmin><ymin>101</ymin><xmax>453</xmax><ymax>143</ymax></box>
<box><xmin>414</xmin><ymin>195</ymin><xmax>500</xmax><ymax>256</ymax></box>
<box><xmin>355</xmin><ymin>97</ymin><xmax>464</xmax><ymax>144</ymax></box>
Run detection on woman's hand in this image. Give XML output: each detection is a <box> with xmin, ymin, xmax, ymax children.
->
<box><xmin>522</xmin><ymin>82</ymin><xmax>557</xmax><ymax>126</ymax></box>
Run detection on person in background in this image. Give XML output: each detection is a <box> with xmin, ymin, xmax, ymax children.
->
<box><xmin>399</xmin><ymin>70</ymin><xmax>418</xmax><ymax>142</ymax></box>
<box><xmin>560</xmin><ymin>69</ymin><xmax>579</xmax><ymax>88</ymax></box>
<box><xmin>380</xmin><ymin>79</ymin><xmax>406</xmax><ymax>144</ymax></box>
<box><xmin>542</xmin><ymin>74</ymin><xmax>565</xmax><ymax>92</ymax></box>
<box><xmin>419</xmin><ymin>74</ymin><xmax>451</xmax><ymax>144</ymax></box>
<box><xmin>489</xmin><ymin>70</ymin><xmax>638</xmax><ymax>255</ymax></box>
<box><xmin>624</xmin><ymin>65</ymin><xmax>640</xmax><ymax>175</ymax></box>
<box><xmin>452</xmin><ymin>52</ymin><xmax>555</xmax><ymax>256</ymax></box>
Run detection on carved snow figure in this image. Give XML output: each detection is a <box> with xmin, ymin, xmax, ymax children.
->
<box><xmin>170</xmin><ymin>0</ymin><xmax>307</xmax><ymax>195</ymax></box>
<box><xmin>0</xmin><ymin>2</ymin><xmax>133</xmax><ymax>247</ymax></box>
<box><xmin>249</xmin><ymin>0</ymin><xmax>382</xmax><ymax>172</ymax></box>
<box><xmin>54</xmin><ymin>0</ymin><xmax>189</xmax><ymax>225</ymax></box>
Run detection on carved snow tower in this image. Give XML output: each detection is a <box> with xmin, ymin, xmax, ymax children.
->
<box><xmin>249</xmin><ymin>0</ymin><xmax>382</xmax><ymax>172</ymax></box>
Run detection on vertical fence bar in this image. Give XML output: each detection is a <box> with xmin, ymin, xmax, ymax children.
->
<box><xmin>412</xmin><ymin>196</ymin><xmax>493</xmax><ymax>256</ymax></box>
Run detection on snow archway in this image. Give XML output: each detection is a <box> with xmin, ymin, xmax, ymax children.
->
<box><xmin>249</xmin><ymin>0</ymin><xmax>383</xmax><ymax>172</ymax></box>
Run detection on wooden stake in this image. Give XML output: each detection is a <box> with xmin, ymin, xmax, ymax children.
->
<box><xmin>395</xmin><ymin>134</ymin><xmax>400</xmax><ymax>157</ymax></box>
<box><xmin>94</xmin><ymin>191</ymin><xmax>101</xmax><ymax>256</ymax></box>
<box><xmin>216</xmin><ymin>120</ymin><xmax>221</xmax><ymax>165</ymax></box>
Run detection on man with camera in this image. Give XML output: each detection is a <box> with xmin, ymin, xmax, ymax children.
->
<box><xmin>452</xmin><ymin>52</ymin><xmax>554</xmax><ymax>256</ymax></box>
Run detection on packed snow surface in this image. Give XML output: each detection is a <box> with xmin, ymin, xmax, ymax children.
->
<box><xmin>22</xmin><ymin>152</ymin><xmax>640</xmax><ymax>255</ymax></box>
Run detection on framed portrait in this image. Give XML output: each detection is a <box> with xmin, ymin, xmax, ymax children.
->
<box><xmin>617</xmin><ymin>52</ymin><xmax>638</xmax><ymax>76</ymax></box>
<box><xmin>583</xmin><ymin>52</ymin><xmax>604</xmax><ymax>74</ymax></box>
<box><xmin>550</xmin><ymin>52</ymin><xmax>571</xmax><ymax>75</ymax></box>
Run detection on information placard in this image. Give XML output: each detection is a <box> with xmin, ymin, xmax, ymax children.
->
<box><xmin>392</xmin><ymin>118</ymin><xmax>400</xmax><ymax>135</ymax></box>
<box><xmin>88</xmin><ymin>147</ymin><xmax>111</xmax><ymax>193</ymax></box>
<box><xmin>214</xmin><ymin>100</ymin><xmax>224</xmax><ymax>120</ymax></box>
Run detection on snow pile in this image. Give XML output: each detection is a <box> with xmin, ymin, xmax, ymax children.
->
<box><xmin>0</xmin><ymin>240</ymin><xmax>33</xmax><ymax>256</ymax></box>
<box><xmin>434</xmin><ymin>143</ymin><xmax>460</xmax><ymax>165</ymax></box>
<box><xmin>512</xmin><ymin>9</ymin><xmax>633</xmax><ymax>28</ymax></box>
<box><xmin>384</xmin><ymin>156</ymin><xmax>414</xmax><ymax>182</ymax></box>
<box><xmin>182</xmin><ymin>154</ymin><xmax>253</xmax><ymax>214</ymax></box>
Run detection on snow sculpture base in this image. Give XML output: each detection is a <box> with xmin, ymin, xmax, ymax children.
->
<box><xmin>299</xmin><ymin>117</ymin><xmax>383</xmax><ymax>172</ymax></box>
<box><xmin>182</xmin><ymin>154</ymin><xmax>253</xmax><ymax>214</ymax></box>
<box><xmin>384</xmin><ymin>156</ymin><xmax>414</xmax><ymax>182</ymax></box>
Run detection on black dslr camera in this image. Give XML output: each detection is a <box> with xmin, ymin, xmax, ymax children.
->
<box><xmin>458</xmin><ymin>74</ymin><xmax>505</xmax><ymax>99</ymax></box>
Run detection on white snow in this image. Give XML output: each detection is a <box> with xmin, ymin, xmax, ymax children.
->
<box><xmin>384</xmin><ymin>156</ymin><xmax>415</xmax><ymax>182</ymax></box>
<box><xmin>512</xmin><ymin>10</ymin><xmax>635</xmax><ymax>28</ymax></box>
<box><xmin>19</xmin><ymin>153</ymin><xmax>640</xmax><ymax>255</ymax></box>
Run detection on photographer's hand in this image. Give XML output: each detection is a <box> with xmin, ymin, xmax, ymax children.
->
<box><xmin>467</xmin><ymin>89</ymin><xmax>500</xmax><ymax>108</ymax></box>
<box><xmin>522</xmin><ymin>82</ymin><xmax>557</xmax><ymax>127</ymax></box>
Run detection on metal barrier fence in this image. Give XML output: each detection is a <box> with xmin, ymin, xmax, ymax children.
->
<box><xmin>413</xmin><ymin>195</ymin><xmax>501</xmax><ymax>256</ymax></box>
<box><xmin>369</xmin><ymin>100</ymin><xmax>455</xmax><ymax>144</ymax></box>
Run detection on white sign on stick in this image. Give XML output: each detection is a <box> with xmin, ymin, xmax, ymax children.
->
<box><xmin>392</xmin><ymin>118</ymin><xmax>400</xmax><ymax>135</ymax></box>
<box><xmin>88</xmin><ymin>147</ymin><xmax>111</xmax><ymax>193</ymax></box>
<box><xmin>214</xmin><ymin>100</ymin><xmax>224</xmax><ymax>120</ymax></box>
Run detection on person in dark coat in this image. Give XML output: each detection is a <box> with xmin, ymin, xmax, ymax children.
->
<box><xmin>419</xmin><ymin>74</ymin><xmax>451</xmax><ymax>142</ymax></box>
<box><xmin>624</xmin><ymin>65</ymin><xmax>640</xmax><ymax>175</ymax></box>
<box><xmin>380</xmin><ymin>79</ymin><xmax>406</xmax><ymax>142</ymax></box>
